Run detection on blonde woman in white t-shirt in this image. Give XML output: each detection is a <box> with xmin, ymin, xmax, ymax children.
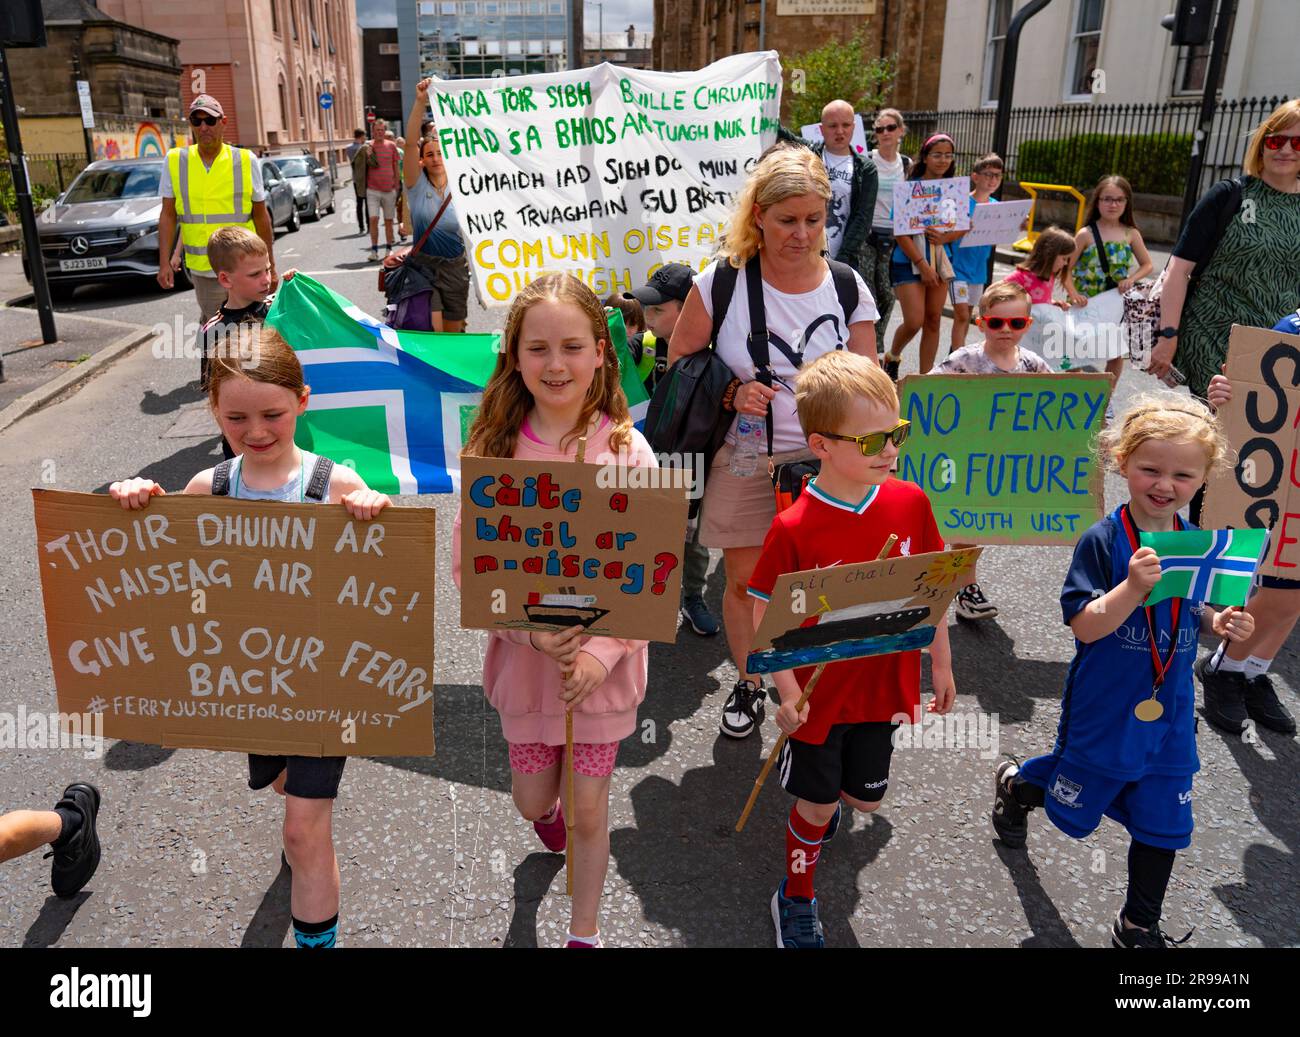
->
<box><xmin>668</xmin><ymin>146</ymin><xmax>880</xmax><ymax>740</ymax></box>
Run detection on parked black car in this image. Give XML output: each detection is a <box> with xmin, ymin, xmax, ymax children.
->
<box><xmin>23</xmin><ymin>156</ymin><xmax>299</xmax><ymax>300</ymax></box>
<box><xmin>265</xmin><ymin>155</ymin><xmax>335</xmax><ymax>222</ymax></box>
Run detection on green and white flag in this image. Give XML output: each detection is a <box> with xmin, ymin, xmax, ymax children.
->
<box><xmin>265</xmin><ymin>274</ymin><xmax>647</xmax><ymax>494</ymax></box>
<box><xmin>1138</xmin><ymin>528</ymin><xmax>1268</xmax><ymax>607</ymax></box>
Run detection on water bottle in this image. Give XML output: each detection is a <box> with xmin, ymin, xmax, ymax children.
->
<box><xmin>730</xmin><ymin>413</ymin><xmax>766</xmax><ymax>478</ymax></box>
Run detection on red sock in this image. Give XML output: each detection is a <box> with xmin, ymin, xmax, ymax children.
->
<box><xmin>785</xmin><ymin>805</ymin><xmax>829</xmax><ymax>900</ymax></box>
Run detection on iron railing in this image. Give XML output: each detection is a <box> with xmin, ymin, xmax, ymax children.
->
<box><xmin>898</xmin><ymin>96</ymin><xmax>1288</xmax><ymax>198</ymax></box>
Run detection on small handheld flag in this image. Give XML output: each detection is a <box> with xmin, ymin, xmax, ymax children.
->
<box><xmin>1138</xmin><ymin>528</ymin><xmax>1267</xmax><ymax>607</ymax></box>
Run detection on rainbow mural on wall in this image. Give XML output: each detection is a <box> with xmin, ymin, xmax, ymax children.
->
<box><xmin>93</xmin><ymin>119</ymin><xmax>188</xmax><ymax>161</ymax></box>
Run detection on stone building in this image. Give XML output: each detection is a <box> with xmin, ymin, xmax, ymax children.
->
<box><xmin>653</xmin><ymin>0</ymin><xmax>947</xmax><ymax>112</ymax></box>
<box><xmin>6</xmin><ymin>0</ymin><xmax>186</xmax><ymax>156</ymax></box>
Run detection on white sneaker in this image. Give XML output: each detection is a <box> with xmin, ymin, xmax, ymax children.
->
<box><xmin>955</xmin><ymin>583</ymin><xmax>998</xmax><ymax>621</ymax></box>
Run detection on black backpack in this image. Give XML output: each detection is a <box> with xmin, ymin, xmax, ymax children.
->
<box><xmin>643</xmin><ymin>255</ymin><xmax>860</xmax><ymax>516</ymax></box>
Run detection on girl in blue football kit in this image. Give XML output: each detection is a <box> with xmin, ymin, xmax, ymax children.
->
<box><xmin>991</xmin><ymin>392</ymin><xmax>1255</xmax><ymax>947</ymax></box>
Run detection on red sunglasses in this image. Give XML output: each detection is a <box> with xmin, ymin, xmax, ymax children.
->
<box><xmin>978</xmin><ymin>316</ymin><xmax>1033</xmax><ymax>331</ymax></box>
<box><xmin>1263</xmin><ymin>134</ymin><xmax>1300</xmax><ymax>151</ymax></box>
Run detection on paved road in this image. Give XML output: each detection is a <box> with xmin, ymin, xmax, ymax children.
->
<box><xmin>0</xmin><ymin>209</ymin><xmax>1295</xmax><ymax>948</ymax></box>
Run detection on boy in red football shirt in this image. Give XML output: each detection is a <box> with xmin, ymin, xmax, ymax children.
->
<box><xmin>748</xmin><ymin>350</ymin><xmax>956</xmax><ymax>947</ymax></box>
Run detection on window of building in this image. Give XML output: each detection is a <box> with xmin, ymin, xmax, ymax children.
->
<box><xmin>278</xmin><ymin>75</ymin><xmax>289</xmax><ymax>127</ymax></box>
<box><xmin>465</xmin><ymin>40</ymin><xmax>481</xmax><ymax>54</ymax></box>
<box><xmin>982</xmin><ymin>0</ymin><xmax>1011</xmax><ymax>104</ymax></box>
<box><xmin>289</xmin><ymin>0</ymin><xmax>299</xmax><ymax>39</ymax></box>
<box><xmin>1172</xmin><ymin>0</ymin><xmax>1235</xmax><ymax>95</ymax></box>
<box><xmin>507</xmin><ymin>39</ymin><xmax>523</xmax><ymax>54</ymax></box>
<box><xmin>1064</xmin><ymin>0</ymin><xmax>1105</xmax><ymax>99</ymax></box>
<box><xmin>548</xmin><ymin>2</ymin><xmax>562</xmax><ymax>13</ymax></box>
<box><xmin>297</xmin><ymin>79</ymin><xmax>307</xmax><ymax>136</ymax></box>
<box><xmin>271</xmin><ymin>0</ymin><xmax>280</xmax><ymax>34</ymax></box>
<box><xmin>547</xmin><ymin>39</ymin><xmax>563</xmax><ymax>53</ymax></box>
<box><xmin>485</xmin><ymin>40</ymin><xmax>502</xmax><ymax>55</ymax></box>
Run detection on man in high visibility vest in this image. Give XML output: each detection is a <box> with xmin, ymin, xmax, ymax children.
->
<box><xmin>158</xmin><ymin>95</ymin><xmax>277</xmax><ymax>323</ymax></box>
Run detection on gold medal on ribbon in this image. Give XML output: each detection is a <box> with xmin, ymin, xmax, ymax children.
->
<box><xmin>1134</xmin><ymin>688</ymin><xmax>1164</xmax><ymax>723</ymax></box>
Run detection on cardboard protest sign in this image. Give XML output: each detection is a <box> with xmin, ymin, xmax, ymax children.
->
<box><xmin>430</xmin><ymin>52</ymin><xmax>782</xmax><ymax>307</ymax></box>
<box><xmin>459</xmin><ymin>456</ymin><xmax>688</xmax><ymax>642</ymax></box>
<box><xmin>958</xmin><ymin>199</ymin><xmax>1033</xmax><ymax>249</ymax></box>
<box><xmin>33</xmin><ymin>490</ymin><xmax>436</xmax><ymax>757</ymax></box>
<box><xmin>747</xmin><ymin>548</ymin><xmax>982</xmax><ymax>674</ymax></box>
<box><xmin>892</xmin><ymin>176</ymin><xmax>971</xmax><ymax>236</ymax></box>
<box><xmin>1203</xmin><ymin>324</ymin><xmax>1300</xmax><ymax>578</ymax></box>
<box><xmin>896</xmin><ymin>373</ymin><xmax>1111</xmax><ymax>545</ymax></box>
<box><xmin>799</xmin><ymin>115</ymin><xmax>868</xmax><ymax>155</ymax></box>
<box><xmin>1024</xmin><ymin>290</ymin><xmax>1128</xmax><ymax>372</ymax></box>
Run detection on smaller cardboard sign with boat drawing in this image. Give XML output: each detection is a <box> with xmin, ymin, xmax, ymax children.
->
<box><xmin>459</xmin><ymin>456</ymin><xmax>688</xmax><ymax>643</ymax></box>
<box><xmin>746</xmin><ymin>548</ymin><xmax>982</xmax><ymax>674</ymax></box>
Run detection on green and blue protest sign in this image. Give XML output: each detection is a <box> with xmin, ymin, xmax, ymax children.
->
<box><xmin>896</xmin><ymin>372</ymin><xmax>1112</xmax><ymax>546</ymax></box>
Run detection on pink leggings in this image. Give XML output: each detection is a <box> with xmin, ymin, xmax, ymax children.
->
<box><xmin>508</xmin><ymin>741</ymin><xmax>619</xmax><ymax>778</ymax></box>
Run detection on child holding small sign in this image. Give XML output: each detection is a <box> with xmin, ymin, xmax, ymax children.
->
<box><xmin>929</xmin><ymin>280</ymin><xmax>1053</xmax><ymax>620</ymax></box>
<box><xmin>453</xmin><ymin>272</ymin><xmax>655</xmax><ymax>948</ymax></box>
<box><xmin>748</xmin><ymin>350</ymin><xmax>954</xmax><ymax>948</ymax></box>
<box><xmin>992</xmin><ymin>392</ymin><xmax>1253</xmax><ymax>947</ymax></box>
<box><xmin>109</xmin><ymin>326</ymin><xmax>393</xmax><ymax>950</ymax></box>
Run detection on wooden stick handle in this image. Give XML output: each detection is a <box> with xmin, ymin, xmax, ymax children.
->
<box><xmin>565</xmin><ymin>709</ymin><xmax>575</xmax><ymax>896</ymax></box>
<box><xmin>564</xmin><ymin>434</ymin><xmax>584</xmax><ymax>898</ymax></box>
<box><xmin>734</xmin><ymin>534</ymin><xmax>898</xmax><ymax>834</ymax></box>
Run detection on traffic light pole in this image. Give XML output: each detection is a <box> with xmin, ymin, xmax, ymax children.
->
<box><xmin>0</xmin><ymin>45</ymin><xmax>57</xmax><ymax>359</ymax></box>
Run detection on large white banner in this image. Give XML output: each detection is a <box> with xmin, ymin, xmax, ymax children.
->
<box><xmin>429</xmin><ymin>53</ymin><xmax>782</xmax><ymax>307</ymax></box>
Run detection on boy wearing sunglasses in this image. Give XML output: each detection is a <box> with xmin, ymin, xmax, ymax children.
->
<box><xmin>929</xmin><ymin>280</ymin><xmax>1052</xmax><ymax>620</ymax></box>
<box><xmin>749</xmin><ymin>350</ymin><xmax>954</xmax><ymax>948</ymax></box>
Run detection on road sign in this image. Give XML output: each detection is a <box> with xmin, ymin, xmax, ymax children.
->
<box><xmin>366</xmin><ymin>110</ymin><xmax>376</xmax><ymax>122</ymax></box>
<box><xmin>76</xmin><ymin>80</ymin><xmax>94</xmax><ymax>128</ymax></box>
<box><xmin>318</xmin><ymin>91</ymin><xmax>333</xmax><ymax>109</ymax></box>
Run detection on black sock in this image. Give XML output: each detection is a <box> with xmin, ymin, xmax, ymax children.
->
<box><xmin>51</xmin><ymin>805</ymin><xmax>82</xmax><ymax>849</ymax></box>
<box><xmin>1011</xmin><ymin>777</ymin><xmax>1045</xmax><ymax>810</ymax></box>
<box><xmin>1124</xmin><ymin>839</ymin><xmax>1176</xmax><ymax>929</ymax></box>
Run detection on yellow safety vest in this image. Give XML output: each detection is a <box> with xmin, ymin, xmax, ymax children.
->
<box><xmin>167</xmin><ymin>143</ymin><xmax>255</xmax><ymax>274</ymax></box>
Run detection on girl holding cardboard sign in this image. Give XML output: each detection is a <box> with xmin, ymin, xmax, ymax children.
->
<box><xmin>453</xmin><ymin>272</ymin><xmax>655</xmax><ymax>948</ymax></box>
<box><xmin>108</xmin><ymin>325</ymin><xmax>393</xmax><ymax>950</ymax></box>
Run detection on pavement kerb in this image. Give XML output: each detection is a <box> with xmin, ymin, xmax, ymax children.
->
<box><xmin>0</xmin><ymin>323</ymin><xmax>155</xmax><ymax>435</ymax></box>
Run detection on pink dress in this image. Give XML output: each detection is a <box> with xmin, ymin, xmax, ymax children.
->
<box><xmin>1005</xmin><ymin>268</ymin><xmax>1056</xmax><ymax>305</ymax></box>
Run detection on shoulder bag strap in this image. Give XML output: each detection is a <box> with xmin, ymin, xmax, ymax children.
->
<box><xmin>304</xmin><ymin>456</ymin><xmax>334</xmax><ymax>502</ymax></box>
<box><xmin>211</xmin><ymin>458</ymin><xmax>234</xmax><ymax>497</ymax></box>
<box><xmin>742</xmin><ymin>252</ymin><xmax>775</xmax><ymax>464</ymax></box>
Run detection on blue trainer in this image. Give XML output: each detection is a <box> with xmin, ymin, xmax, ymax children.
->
<box><xmin>771</xmin><ymin>878</ymin><xmax>825</xmax><ymax>948</ymax></box>
<box><xmin>681</xmin><ymin>595</ymin><xmax>719</xmax><ymax>636</ymax></box>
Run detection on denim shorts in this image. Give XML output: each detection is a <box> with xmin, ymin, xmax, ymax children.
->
<box><xmin>890</xmin><ymin>259</ymin><xmax>921</xmax><ymax>287</ymax></box>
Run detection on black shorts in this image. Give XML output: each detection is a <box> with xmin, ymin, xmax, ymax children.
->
<box><xmin>248</xmin><ymin>754</ymin><xmax>347</xmax><ymax>799</ymax></box>
<box><xmin>778</xmin><ymin>721</ymin><xmax>897</xmax><ymax>806</ymax></box>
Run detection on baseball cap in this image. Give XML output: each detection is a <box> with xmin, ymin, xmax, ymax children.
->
<box><xmin>626</xmin><ymin>263</ymin><xmax>693</xmax><ymax>306</ymax></box>
<box><xmin>189</xmin><ymin>95</ymin><xmax>225</xmax><ymax>118</ymax></box>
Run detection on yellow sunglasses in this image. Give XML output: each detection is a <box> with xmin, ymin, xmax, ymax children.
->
<box><xmin>816</xmin><ymin>419</ymin><xmax>910</xmax><ymax>456</ymax></box>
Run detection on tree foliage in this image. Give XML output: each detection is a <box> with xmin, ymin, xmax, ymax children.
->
<box><xmin>784</xmin><ymin>31</ymin><xmax>896</xmax><ymax>130</ymax></box>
